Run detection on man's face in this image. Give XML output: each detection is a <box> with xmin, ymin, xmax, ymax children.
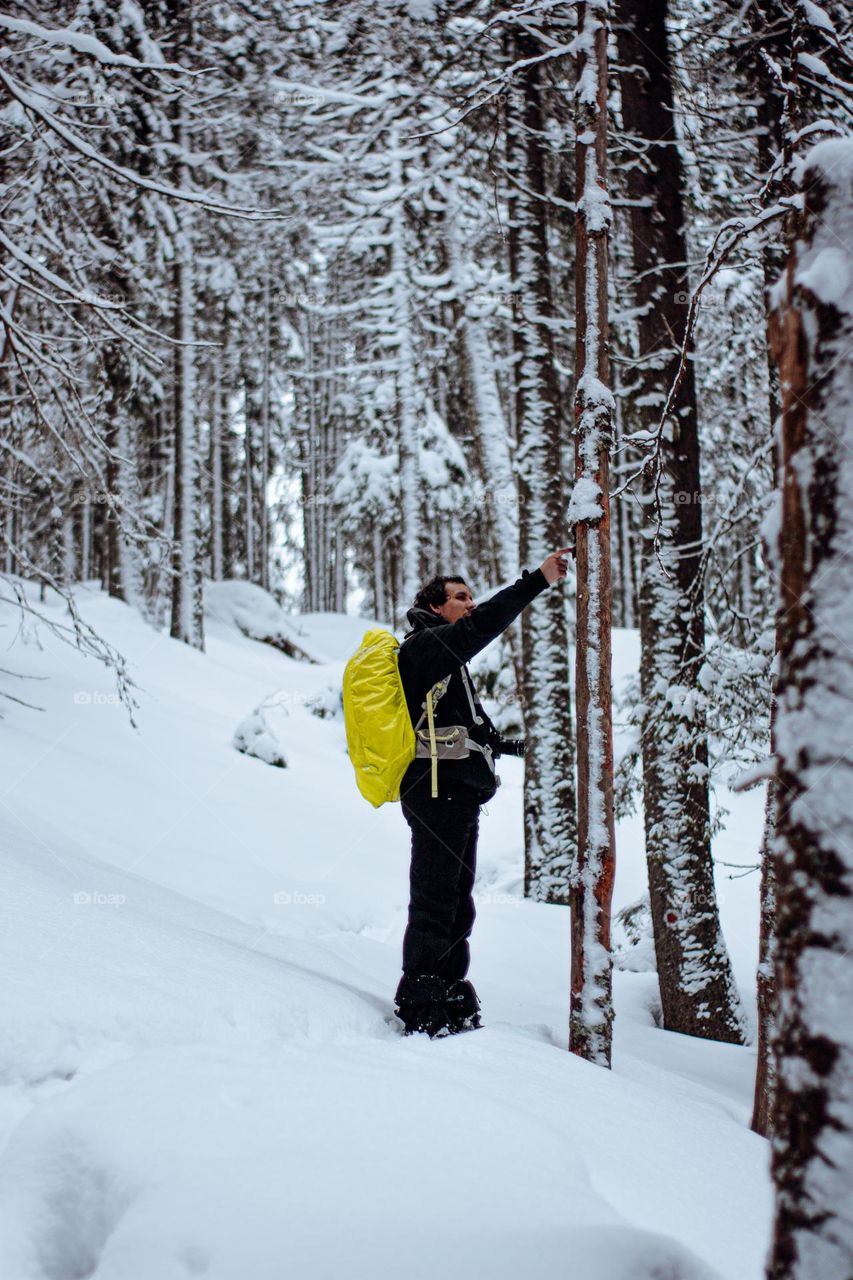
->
<box><xmin>430</xmin><ymin>582</ymin><xmax>475</xmax><ymax>623</ymax></box>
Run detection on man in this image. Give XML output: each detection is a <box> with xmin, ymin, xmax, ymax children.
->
<box><xmin>393</xmin><ymin>549</ymin><xmax>571</xmax><ymax>1037</ymax></box>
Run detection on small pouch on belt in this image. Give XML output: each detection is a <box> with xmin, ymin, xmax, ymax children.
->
<box><xmin>414</xmin><ymin>724</ymin><xmax>470</xmax><ymax>761</ymax></box>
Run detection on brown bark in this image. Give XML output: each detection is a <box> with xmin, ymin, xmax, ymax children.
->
<box><xmin>765</xmin><ymin>145</ymin><xmax>853</xmax><ymax>1280</ymax></box>
<box><xmin>615</xmin><ymin>0</ymin><xmax>744</xmax><ymax>1042</ymax></box>
<box><xmin>569</xmin><ymin>1</ymin><xmax>616</xmax><ymax>1067</ymax></box>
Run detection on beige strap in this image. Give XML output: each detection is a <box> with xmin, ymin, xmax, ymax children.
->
<box><xmin>425</xmin><ymin>689</ymin><xmax>439</xmax><ymax>798</ymax></box>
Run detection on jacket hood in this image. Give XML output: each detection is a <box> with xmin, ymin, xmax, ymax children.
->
<box><xmin>404</xmin><ymin>606</ymin><xmax>444</xmax><ymax>636</ymax></box>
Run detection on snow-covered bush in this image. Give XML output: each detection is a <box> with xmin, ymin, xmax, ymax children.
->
<box><xmin>612</xmin><ymin>896</ymin><xmax>657</xmax><ymax>974</ymax></box>
<box><xmin>232</xmin><ymin>698</ymin><xmax>290</xmax><ymax>768</ymax></box>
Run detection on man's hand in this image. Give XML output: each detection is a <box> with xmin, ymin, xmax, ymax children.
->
<box><xmin>539</xmin><ymin>548</ymin><xmax>572</xmax><ymax>585</ymax></box>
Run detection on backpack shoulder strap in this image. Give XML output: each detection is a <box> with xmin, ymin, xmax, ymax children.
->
<box><xmin>459</xmin><ymin>664</ymin><xmax>483</xmax><ymax>726</ymax></box>
<box><xmin>414</xmin><ymin>675</ymin><xmax>451</xmax><ymax>798</ymax></box>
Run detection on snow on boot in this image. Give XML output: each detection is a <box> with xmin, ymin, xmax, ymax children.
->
<box><xmin>394</xmin><ymin>974</ymin><xmax>453</xmax><ymax>1038</ymax></box>
<box><xmin>445</xmin><ymin>979</ymin><xmax>482</xmax><ymax>1033</ymax></box>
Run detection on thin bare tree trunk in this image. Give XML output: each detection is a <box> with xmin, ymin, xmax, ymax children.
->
<box><xmin>169</xmin><ymin>95</ymin><xmax>204</xmax><ymax>650</ymax></box>
<box><xmin>260</xmin><ymin>265</ymin><xmax>271</xmax><ymax>593</ymax></box>
<box><xmin>569</xmin><ymin>0</ymin><xmax>616</xmax><ymax>1068</ymax></box>
<box><xmin>390</xmin><ymin>128</ymin><xmax>420</xmax><ymax>614</ymax></box>
<box><xmin>210</xmin><ymin>343</ymin><xmax>224</xmax><ymax>582</ymax></box>
<box><xmin>504</xmin><ymin>28</ymin><xmax>577</xmax><ymax>905</ymax></box>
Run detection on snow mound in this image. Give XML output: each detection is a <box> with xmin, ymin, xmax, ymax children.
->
<box><xmin>205</xmin><ymin>580</ymin><xmax>386</xmax><ymax>668</ymax></box>
<box><xmin>205</xmin><ymin>579</ymin><xmax>322</xmax><ymax>662</ymax></box>
<box><xmin>0</xmin><ymin>1044</ymin><xmax>723</xmax><ymax>1280</ymax></box>
<box><xmin>232</xmin><ymin>697</ymin><xmax>290</xmax><ymax>767</ymax></box>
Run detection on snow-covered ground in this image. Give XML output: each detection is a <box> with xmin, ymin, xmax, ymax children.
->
<box><xmin>0</xmin><ymin>580</ymin><xmax>772</xmax><ymax>1280</ymax></box>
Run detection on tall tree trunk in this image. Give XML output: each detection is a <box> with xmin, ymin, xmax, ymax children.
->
<box><xmin>260</xmin><ymin>265</ymin><xmax>272</xmax><ymax>593</ymax></box>
<box><xmin>741</xmin><ymin>0</ymin><xmax>792</xmax><ymax>1135</ymax></box>
<box><xmin>390</xmin><ymin>128</ymin><xmax>420</xmax><ymax>614</ymax></box>
<box><xmin>443</xmin><ymin>181</ymin><xmax>524</xmax><ymax>689</ymax></box>
<box><xmin>752</xmin><ymin>770</ymin><xmax>778</xmax><ymax>1135</ymax></box>
<box><xmin>301</xmin><ymin>318</ymin><xmax>319</xmax><ymax>611</ymax></box>
<box><xmin>243</xmin><ymin>355</ymin><xmax>257</xmax><ymax>585</ymax></box>
<box><xmin>569</xmin><ymin>0</ymin><xmax>616</xmax><ymax>1068</ymax></box>
<box><xmin>615</xmin><ymin>0</ymin><xmax>745</xmax><ymax>1042</ymax></box>
<box><xmin>210</xmin><ymin>342</ymin><xmax>225</xmax><ymax>582</ymax></box>
<box><xmin>444</xmin><ymin>177</ymin><xmax>519</xmax><ymax>580</ymax></box>
<box><xmin>104</xmin><ymin>413</ymin><xmax>123</xmax><ymax>598</ymax></box>
<box><xmin>371</xmin><ymin>521</ymin><xmax>386</xmax><ymax>621</ymax></box>
<box><xmin>505</xmin><ymin>28</ymin><xmax>577</xmax><ymax>906</ymax></box>
<box><xmin>102</xmin><ymin>334</ymin><xmax>142</xmax><ymax>608</ymax></box>
<box><xmin>169</xmin><ymin>112</ymin><xmax>204</xmax><ymax>650</ymax></box>
<box><xmin>765</xmin><ymin>140</ymin><xmax>853</xmax><ymax>1280</ymax></box>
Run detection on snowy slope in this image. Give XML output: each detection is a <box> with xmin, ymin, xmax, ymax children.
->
<box><xmin>0</xmin><ymin>581</ymin><xmax>771</xmax><ymax>1280</ymax></box>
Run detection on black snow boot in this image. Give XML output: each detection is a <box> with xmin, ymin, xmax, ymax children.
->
<box><xmin>444</xmin><ymin>979</ymin><xmax>482</xmax><ymax>1033</ymax></box>
<box><xmin>394</xmin><ymin>974</ymin><xmax>482</xmax><ymax>1038</ymax></box>
<box><xmin>394</xmin><ymin>974</ymin><xmax>453</xmax><ymax>1037</ymax></box>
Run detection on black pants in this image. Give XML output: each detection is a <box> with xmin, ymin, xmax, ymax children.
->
<box><xmin>401</xmin><ymin>782</ymin><xmax>480</xmax><ymax>980</ymax></box>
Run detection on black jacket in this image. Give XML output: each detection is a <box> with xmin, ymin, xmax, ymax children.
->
<box><xmin>397</xmin><ymin>568</ymin><xmax>549</xmax><ymax>803</ymax></box>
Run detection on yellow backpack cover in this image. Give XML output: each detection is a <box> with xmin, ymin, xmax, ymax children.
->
<box><xmin>342</xmin><ymin>629</ymin><xmax>415</xmax><ymax>807</ymax></box>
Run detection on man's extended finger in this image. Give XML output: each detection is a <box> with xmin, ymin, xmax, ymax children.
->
<box><xmin>554</xmin><ymin>547</ymin><xmax>573</xmax><ymax>555</ymax></box>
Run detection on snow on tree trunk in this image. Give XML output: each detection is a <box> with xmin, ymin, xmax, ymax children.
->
<box><xmin>169</xmin><ymin>132</ymin><xmax>204</xmax><ymax>650</ymax></box>
<box><xmin>444</xmin><ymin>177</ymin><xmax>518</xmax><ymax>579</ymax></box>
<box><xmin>302</xmin><ymin>316</ymin><xmax>320</xmax><ymax>612</ymax></box>
<box><xmin>765</xmin><ymin>139</ymin><xmax>853</xmax><ymax>1280</ymax></box>
<box><xmin>569</xmin><ymin>0</ymin><xmax>616</xmax><ymax>1069</ymax></box>
<box><xmin>115</xmin><ymin>417</ymin><xmax>143</xmax><ymax>612</ymax></box>
<box><xmin>615</xmin><ymin>0</ymin><xmax>745</xmax><ymax>1044</ymax></box>
<box><xmin>102</xmin><ymin>342</ymin><xmax>142</xmax><ymax>611</ymax></box>
<box><xmin>260</xmin><ymin>265</ymin><xmax>272</xmax><ymax>594</ymax></box>
<box><xmin>504</xmin><ymin>28</ymin><xmax>577</xmax><ymax>906</ymax></box>
<box><xmin>390</xmin><ymin>131</ymin><xmax>420</xmax><ymax>614</ymax></box>
<box><xmin>753</xmin><ymin>768</ymin><xmax>779</xmax><ymax>1137</ymax></box>
<box><xmin>210</xmin><ymin>347</ymin><xmax>224</xmax><ymax>582</ymax></box>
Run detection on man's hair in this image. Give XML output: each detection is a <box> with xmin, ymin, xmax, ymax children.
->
<box><xmin>413</xmin><ymin>575</ymin><xmax>467</xmax><ymax>613</ymax></box>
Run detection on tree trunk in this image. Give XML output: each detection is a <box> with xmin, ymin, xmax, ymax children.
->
<box><xmin>569</xmin><ymin>0</ymin><xmax>616</xmax><ymax>1068</ymax></box>
<box><xmin>390</xmin><ymin>128</ymin><xmax>421</xmax><ymax>614</ymax></box>
<box><xmin>169</xmin><ymin>115</ymin><xmax>204</xmax><ymax>650</ymax></box>
<box><xmin>260</xmin><ymin>266</ymin><xmax>272</xmax><ymax>594</ymax></box>
<box><xmin>210</xmin><ymin>343</ymin><xmax>225</xmax><ymax>582</ymax></box>
<box><xmin>765</xmin><ymin>140</ymin><xmax>853</xmax><ymax>1280</ymax></box>
<box><xmin>615</xmin><ymin>0</ymin><xmax>745</xmax><ymax>1042</ymax></box>
<box><xmin>444</xmin><ymin>178</ymin><xmax>519</xmax><ymax>580</ymax></box>
<box><xmin>504</xmin><ymin>29</ymin><xmax>577</xmax><ymax>904</ymax></box>
<box><xmin>752</xmin><ymin>770</ymin><xmax>778</xmax><ymax>1136</ymax></box>
<box><xmin>742</xmin><ymin>1</ymin><xmax>791</xmax><ymax>1132</ymax></box>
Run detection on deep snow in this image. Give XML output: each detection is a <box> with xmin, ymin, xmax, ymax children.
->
<box><xmin>0</xmin><ymin>579</ymin><xmax>772</xmax><ymax>1279</ymax></box>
